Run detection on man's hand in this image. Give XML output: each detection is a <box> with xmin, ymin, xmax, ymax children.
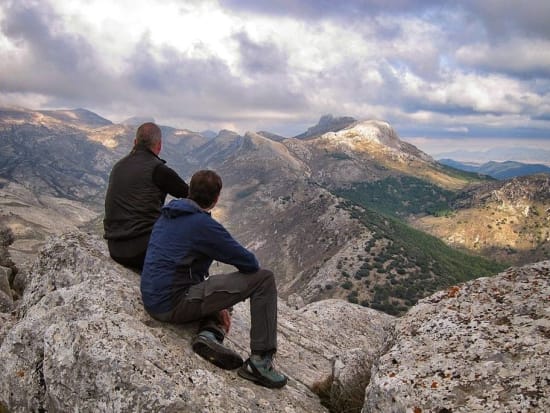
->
<box><xmin>219</xmin><ymin>309</ymin><xmax>232</xmax><ymax>333</ymax></box>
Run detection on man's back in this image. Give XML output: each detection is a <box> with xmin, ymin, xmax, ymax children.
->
<box><xmin>104</xmin><ymin>146</ymin><xmax>166</xmax><ymax>241</ymax></box>
<box><xmin>103</xmin><ymin>122</ymin><xmax>188</xmax><ymax>270</ymax></box>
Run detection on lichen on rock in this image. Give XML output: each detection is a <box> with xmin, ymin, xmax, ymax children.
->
<box><xmin>363</xmin><ymin>261</ymin><xmax>550</xmax><ymax>413</ymax></box>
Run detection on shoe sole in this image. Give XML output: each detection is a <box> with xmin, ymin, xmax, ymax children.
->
<box><xmin>192</xmin><ymin>336</ymin><xmax>243</xmax><ymax>370</ymax></box>
<box><xmin>237</xmin><ymin>365</ymin><xmax>288</xmax><ymax>389</ymax></box>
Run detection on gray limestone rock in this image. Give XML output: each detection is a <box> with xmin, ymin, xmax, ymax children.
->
<box><xmin>0</xmin><ymin>232</ymin><xmax>394</xmax><ymax>412</ymax></box>
<box><xmin>0</xmin><ymin>266</ymin><xmax>12</xmax><ymax>298</ymax></box>
<box><xmin>363</xmin><ymin>260</ymin><xmax>550</xmax><ymax>413</ymax></box>
<box><xmin>4</xmin><ymin>230</ymin><xmax>547</xmax><ymax>413</ymax></box>
<box><xmin>0</xmin><ymin>313</ymin><xmax>15</xmax><ymax>345</ymax></box>
<box><xmin>0</xmin><ymin>290</ymin><xmax>13</xmax><ymax>313</ymax></box>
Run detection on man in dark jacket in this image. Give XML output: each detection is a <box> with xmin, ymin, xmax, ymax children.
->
<box><xmin>141</xmin><ymin>170</ymin><xmax>287</xmax><ymax>388</ymax></box>
<box><xmin>104</xmin><ymin>122</ymin><xmax>188</xmax><ymax>270</ymax></box>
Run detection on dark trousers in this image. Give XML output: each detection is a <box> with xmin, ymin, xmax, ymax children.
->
<box><xmin>110</xmin><ymin>252</ymin><xmax>146</xmax><ymax>272</ymax></box>
<box><xmin>108</xmin><ymin>235</ymin><xmax>149</xmax><ymax>272</ymax></box>
<box><xmin>149</xmin><ymin>269</ymin><xmax>278</xmax><ymax>354</ymax></box>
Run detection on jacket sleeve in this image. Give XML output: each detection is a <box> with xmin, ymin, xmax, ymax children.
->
<box><xmin>152</xmin><ymin>164</ymin><xmax>189</xmax><ymax>198</ymax></box>
<box><xmin>196</xmin><ymin>218</ymin><xmax>260</xmax><ymax>273</ymax></box>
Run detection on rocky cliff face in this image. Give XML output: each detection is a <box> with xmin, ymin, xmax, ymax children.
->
<box><xmin>0</xmin><ymin>232</ymin><xmax>548</xmax><ymax>412</ymax></box>
<box><xmin>293</xmin><ymin>115</ymin><xmax>357</xmax><ymax>140</ymax></box>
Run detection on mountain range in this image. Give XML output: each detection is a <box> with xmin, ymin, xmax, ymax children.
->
<box><xmin>0</xmin><ymin>106</ymin><xmax>548</xmax><ymax>315</ymax></box>
<box><xmin>438</xmin><ymin>158</ymin><xmax>550</xmax><ymax>179</ymax></box>
<box><xmin>434</xmin><ymin>146</ymin><xmax>550</xmax><ymax>166</ymax></box>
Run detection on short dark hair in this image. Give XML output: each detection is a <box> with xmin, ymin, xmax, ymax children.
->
<box><xmin>189</xmin><ymin>170</ymin><xmax>223</xmax><ymax>208</ymax></box>
<box><xmin>135</xmin><ymin>122</ymin><xmax>161</xmax><ymax>149</ymax></box>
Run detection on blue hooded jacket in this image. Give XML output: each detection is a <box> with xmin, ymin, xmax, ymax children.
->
<box><xmin>140</xmin><ymin>198</ymin><xmax>259</xmax><ymax>314</ymax></box>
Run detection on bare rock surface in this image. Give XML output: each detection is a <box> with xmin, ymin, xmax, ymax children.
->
<box><xmin>2</xmin><ymin>230</ymin><xmax>548</xmax><ymax>413</ymax></box>
<box><xmin>364</xmin><ymin>260</ymin><xmax>550</xmax><ymax>413</ymax></box>
<box><xmin>0</xmin><ymin>232</ymin><xmax>394</xmax><ymax>412</ymax></box>
<box><xmin>0</xmin><ymin>312</ymin><xmax>15</xmax><ymax>343</ymax></box>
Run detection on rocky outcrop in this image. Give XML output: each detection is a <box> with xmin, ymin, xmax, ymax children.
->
<box><xmin>0</xmin><ymin>226</ymin><xmax>17</xmax><ymax>312</ymax></box>
<box><xmin>0</xmin><ymin>232</ymin><xmax>393</xmax><ymax>412</ymax></box>
<box><xmin>294</xmin><ymin>114</ymin><xmax>357</xmax><ymax>140</ymax></box>
<box><xmin>364</xmin><ymin>260</ymin><xmax>550</xmax><ymax>412</ymax></box>
<box><xmin>454</xmin><ymin>174</ymin><xmax>550</xmax><ymax>210</ymax></box>
<box><xmin>1</xmin><ymin>232</ymin><xmax>549</xmax><ymax>413</ymax></box>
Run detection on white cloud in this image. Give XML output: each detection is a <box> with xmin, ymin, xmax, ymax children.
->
<box><xmin>0</xmin><ymin>0</ymin><xmax>549</xmax><ymax>142</ymax></box>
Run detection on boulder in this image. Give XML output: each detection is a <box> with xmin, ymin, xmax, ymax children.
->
<box><xmin>0</xmin><ymin>232</ymin><xmax>394</xmax><ymax>412</ymax></box>
<box><xmin>363</xmin><ymin>260</ymin><xmax>550</xmax><ymax>412</ymax></box>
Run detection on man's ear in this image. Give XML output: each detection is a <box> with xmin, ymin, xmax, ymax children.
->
<box><xmin>154</xmin><ymin>140</ymin><xmax>162</xmax><ymax>155</ymax></box>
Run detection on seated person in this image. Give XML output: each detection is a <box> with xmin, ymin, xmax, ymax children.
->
<box><xmin>103</xmin><ymin>122</ymin><xmax>188</xmax><ymax>271</ymax></box>
<box><xmin>140</xmin><ymin>170</ymin><xmax>287</xmax><ymax>388</ymax></box>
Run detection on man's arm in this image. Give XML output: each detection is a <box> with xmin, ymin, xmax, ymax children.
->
<box><xmin>197</xmin><ymin>219</ymin><xmax>260</xmax><ymax>273</ymax></box>
<box><xmin>152</xmin><ymin>164</ymin><xmax>189</xmax><ymax>198</ymax></box>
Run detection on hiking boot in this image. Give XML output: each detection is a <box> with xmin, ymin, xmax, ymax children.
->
<box><xmin>191</xmin><ymin>331</ymin><xmax>243</xmax><ymax>370</ymax></box>
<box><xmin>238</xmin><ymin>354</ymin><xmax>288</xmax><ymax>388</ymax></box>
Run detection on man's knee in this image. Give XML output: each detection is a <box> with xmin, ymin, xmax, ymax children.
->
<box><xmin>255</xmin><ymin>269</ymin><xmax>276</xmax><ymax>291</ymax></box>
<box><xmin>257</xmin><ymin>268</ymin><xmax>273</xmax><ymax>278</ymax></box>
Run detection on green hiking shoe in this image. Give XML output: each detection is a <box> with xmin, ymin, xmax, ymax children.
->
<box><xmin>192</xmin><ymin>331</ymin><xmax>243</xmax><ymax>370</ymax></box>
<box><xmin>238</xmin><ymin>354</ymin><xmax>288</xmax><ymax>388</ymax></box>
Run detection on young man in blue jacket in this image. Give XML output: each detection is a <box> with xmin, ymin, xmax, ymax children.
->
<box><xmin>141</xmin><ymin>170</ymin><xmax>287</xmax><ymax>388</ymax></box>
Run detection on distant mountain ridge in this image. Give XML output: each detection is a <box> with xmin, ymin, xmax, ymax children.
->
<box><xmin>435</xmin><ymin>146</ymin><xmax>550</xmax><ymax>166</ymax></box>
<box><xmin>121</xmin><ymin>116</ymin><xmax>155</xmax><ymax>126</ymax></box>
<box><xmin>438</xmin><ymin>158</ymin><xmax>550</xmax><ymax>179</ymax></box>
<box><xmin>2</xmin><ymin>106</ymin><xmax>545</xmax><ymax>314</ymax></box>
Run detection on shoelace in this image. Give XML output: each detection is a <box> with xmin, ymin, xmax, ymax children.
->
<box><xmin>263</xmin><ymin>356</ymin><xmax>279</xmax><ymax>372</ymax></box>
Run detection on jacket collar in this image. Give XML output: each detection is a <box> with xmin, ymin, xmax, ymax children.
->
<box><xmin>131</xmin><ymin>144</ymin><xmax>166</xmax><ymax>164</ymax></box>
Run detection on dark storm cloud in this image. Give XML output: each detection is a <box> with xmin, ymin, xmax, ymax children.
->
<box><xmin>0</xmin><ymin>0</ymin><xmax>104</xmax><ymax>98</ymax></box>
<box><xmin>233</xmin><ymin>31</ymin><xmax>289</xmax><ymax>76</ymax></box>
<box><xmin>0</xmin><ymin>0</ymin><xmax>138</xmax><ymax>117</ymax></box>
<box><xmin>464</xmin><ymin>0</ymin><xmax>550</xmax><ymax>40</ymax></box>
<box><xmin>407</xmin><ymin>124</ymin><xmax>550</xmax><ymax>140</ymax></box>
<box><xmin>122</xmin><ymin>36</ymin><xmax>306</xmax><ymax>123</ymax></box>
<box><xmin>224</xmin><ymin>0</ymin><xmax>550</xmax><ymax>40</ymax></box>
<box><xmin>1</xmin><ymin>1</ymin><xmax>94</xmax><ymax>69</ymax></box>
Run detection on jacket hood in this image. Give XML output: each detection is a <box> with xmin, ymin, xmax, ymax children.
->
<box><xmin>161</xmin><ymin>198</ymin><xmax>206</xmax><ymax>218</ymax></box>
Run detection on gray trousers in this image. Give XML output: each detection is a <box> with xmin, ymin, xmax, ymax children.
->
<box><xmin>149</xmin><ymin>269</ymin><xmax>278</xmax><ymax>354</ymax></box>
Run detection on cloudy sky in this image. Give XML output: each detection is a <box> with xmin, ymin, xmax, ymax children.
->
<box><xmin>1</xmin><ymin>0</ymin><xmax>549</xmax><ymax>157</ymax></box>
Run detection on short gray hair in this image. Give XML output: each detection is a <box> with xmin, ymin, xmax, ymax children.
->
<box><xmin>135</xmin><ymin>122</ymin><xmax>161</xmax><ymax>149</ymax></box>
